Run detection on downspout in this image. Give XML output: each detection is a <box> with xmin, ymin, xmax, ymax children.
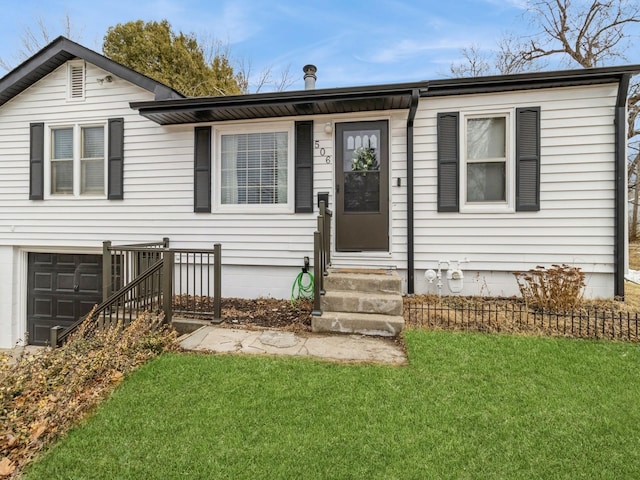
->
<box><xmin>407</xmin><ymin>88</ymin><xmax>420</xmax><ymax>294</ymax></box>
<box><xmin>614</xmin><ymin>73</ymin><xmax>631</xmax><ymax>299</ymax></box>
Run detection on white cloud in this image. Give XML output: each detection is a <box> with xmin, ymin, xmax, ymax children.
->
<box><xmin>482</xmin><ymin>0</ymin><xmax>528</xmax><ymax>9</ymax></box>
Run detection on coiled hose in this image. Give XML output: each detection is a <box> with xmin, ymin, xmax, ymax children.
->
<box><xmin>291</xmin><ymin>269</ymin><xmax>314</xmax><ymax>305</ymax></box>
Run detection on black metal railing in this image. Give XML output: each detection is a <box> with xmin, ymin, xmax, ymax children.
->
<box><xmin>312</xmin><ymin>201</ymin><xmax>332</xmax><ymax>316</ymax></box>
<box><xmin>169</xmin><ymin>245</ymin><xmax>222</xmax><ymax>321</ymax></box>
<box><xmin>102</xmin><ymin>238</ymin><xmax>168</xmax><ymax>301</ymax></box>
<box><xmin>51</xmin><ymin>239</ymin><xmax>222</xmax><ymax>347</ymax></box>
<box><xmin>405</xmin><ymin>300</ymin><xmax>640</xmax><ymax>342</ymax></box>
<box><xmin>51</xmin><ymin>259</ymin><xmax>165</xmax><ymax>347</ymax></box>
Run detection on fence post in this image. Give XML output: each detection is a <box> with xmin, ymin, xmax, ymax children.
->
<box><xmin>312</xmin><ymin>231</ymin><xmax>322</xmax><ymax>316</ymax></box>
<box><xmin>214</xmin><ymin>243</ymin><xmax>222</xmax><ymax>321</ymax></box>
<box><xmin>50</xmin><ymin>325</ymin><xmax>63</xmax><ymax>348</ymax></box>
<box><xmin>163</xmin><ymin>237</ymin><xmax>170</xmax><ymax>248</ymax></box>
<box><xmin>102</xmin><ymin>241</ymin><xmax>111</xmax><ymax>302</ymax></box>
<box><xmin>162</xmin><ymin>250</ymin><xmax>174</xmax><ymax>324</ymax></box>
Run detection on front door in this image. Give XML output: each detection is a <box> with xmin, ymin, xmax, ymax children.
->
<box><xmin>335</xmin><ymin>120</ymin><xmax>389</xmax><ymax>251</ymax></box>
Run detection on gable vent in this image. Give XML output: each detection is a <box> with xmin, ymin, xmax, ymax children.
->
<box><xmin>68</xmin><ymin>61</ymin><xmax>85</xmax><ymax>100</ymax></box>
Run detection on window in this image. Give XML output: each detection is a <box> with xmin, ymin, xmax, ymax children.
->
<box><xmin>218</xmin><ymin>126</ymin><xmax>291</xmax><ymax>209</ymax></box>
<box><xmin>437</xmin><ymin>107</ymin><xmax>540</xmax><ymax>213</ymax></box>
<box><xmin>49</xmin><ymin>125</ymin><xmax>105</xmax><ymax>196</ymax></box>
<box><xmin>464</xmin><ymin>115</ymin><xmax>508</xmax><ymax>204</ymax></box>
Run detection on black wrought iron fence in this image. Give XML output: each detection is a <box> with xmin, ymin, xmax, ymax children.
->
<box><xmin>405</xmin><ymin>300</ymin><xmax>640</xmax><ymax>342</ymax></box>
<box><xmin>170</xmin><ymin>246</ymin><xmax>222</xmax><ymax>320</ymax></box>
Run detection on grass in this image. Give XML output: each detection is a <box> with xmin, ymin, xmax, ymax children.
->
<box><xmin>26</xmin><ymin>330</ymin><xmax>640</xmax><ymax>480</ymax></box>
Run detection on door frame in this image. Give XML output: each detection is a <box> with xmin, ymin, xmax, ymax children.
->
<box><xmin>334</xmin><ymin>119</ymin><xmax>390</xmax><ymax>252</ymax></box>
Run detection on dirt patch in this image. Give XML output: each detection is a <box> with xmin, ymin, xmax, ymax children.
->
<box><xmin>222</xmin><ymin>298</ymin><xmax>312</xmax><ymax>331</ymax></box>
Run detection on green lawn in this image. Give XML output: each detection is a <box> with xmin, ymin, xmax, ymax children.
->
<box><xmin>26</xmin><ymin>331</ymin><xmax>640</xmax><ymax>479</ymax></box>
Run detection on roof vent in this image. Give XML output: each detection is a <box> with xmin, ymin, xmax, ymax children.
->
<box><xmin>303</xmin><ymin>64</ymin><xmax>317</xmax><ymax>90</ymax></box>
<box><xmin>68</xmin><ymin>61</ymin><xmax>85</xmax><ymax>100</ymax></box>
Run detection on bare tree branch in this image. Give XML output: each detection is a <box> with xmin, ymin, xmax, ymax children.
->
<box><xmin>523</xmin><ymin>0</ymin><xmax>640</xmax><ymax>68</ymax></box>
<box><xmin>449</xmin><ymin>45</ymin><xmax>492</xmax><ymax>78</ymax></box>
<box><xmin>0</xmin><ymin>12</ymin><xmax>81</xmax><ymax>71</ymax></box>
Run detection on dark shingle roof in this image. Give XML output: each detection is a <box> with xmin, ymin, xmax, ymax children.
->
<box><xmin>0</xmin><ymin>36</ymin><xmax>183</xmax><ymax>107</ymax></box>
<box><xmin>130</xmin><ymin>64</ymin><xmax>640</xmax><ymax>125</ymax></box>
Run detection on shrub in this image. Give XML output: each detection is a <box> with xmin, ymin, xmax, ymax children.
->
<box><xmin>0</xmin><ymin>313</ymin><xmax>176</xmax><ymax>478</ymax></box>
<box><xmin>514</xmin><ymin>264</ymin><xmax>586</xmax><ymax>311</ymax></box>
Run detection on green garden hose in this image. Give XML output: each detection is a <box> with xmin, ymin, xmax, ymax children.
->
<box><xmin>291</xmin><ymin>270</ymin><xmax>314</xmax><ymax>305</ymax></box>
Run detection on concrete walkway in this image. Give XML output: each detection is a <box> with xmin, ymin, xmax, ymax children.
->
<box><xmin>178</xmin><ymin>326</ymin><xmax>407</xmax><ymax>365</ymax></box>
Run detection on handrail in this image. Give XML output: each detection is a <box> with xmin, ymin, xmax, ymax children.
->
<box><xmin>312</xmin><ymin>201</ymin><xmax>332</xmax><ymax>316</ymax></box>
<box><xmin>52</xmin><ymin>239</ymin><xmax>223</xmax><ymax>347</ymax></box>
<box><xmin>51</xmin><ymin>259</ymin><xmax>164</xmax><ymax>347</ymax></box>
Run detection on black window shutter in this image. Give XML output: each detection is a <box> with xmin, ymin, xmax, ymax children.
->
<box><xmin>29</xmin><ymin>122</ymin><xmax>44</xmax><ymax>200</ymax></box>
<box><xmin>107</xmin><ymin>118</ymin><xmax>124</xmax><ymax>200</ymax></box>
<box><xmin>294</xmin><ymin>121</ymin><xmax>314</xmax><ymax>213</ymax></box>
<box><xmin>194</xmin><ymin>126</ymin><xmax>212</xmax><ymax>212</ymax></box>
<box><xmin>515</xmin><ymin>107</ymin><xmax>541</xmax><ymax>211</ymax></box>
<box><xmin>437</xmin><ymin>112</ymin><xmax>459</xmax><ymax>212</ymax></box>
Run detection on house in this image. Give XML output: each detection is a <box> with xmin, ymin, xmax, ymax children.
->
<box><xmin>0</xmin><ymin>36</ymin><xmax>637</xmax><ymax>347</ymax></box>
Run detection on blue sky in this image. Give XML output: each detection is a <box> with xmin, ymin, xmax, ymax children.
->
<box><xmin>1</xmin><ymin>0</ymin><xmax>639</xmax><ymax>91</ymax></box>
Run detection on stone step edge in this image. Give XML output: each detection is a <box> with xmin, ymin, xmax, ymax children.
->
<box><xmin>320</xmin><ymin>291</ymin><xmax>403</xmax><ymax>316</ymax></box>
<box><xmin>312</xmin><ymin>311</ymin><xmax>404</xmax><ymax>337</ymax></box>
<box><xmin>324</xmin><ymin>270</ymin><xmax>402</xmax><ymax>295</ymax></box>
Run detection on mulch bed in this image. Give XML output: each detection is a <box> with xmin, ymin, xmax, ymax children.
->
<box><xmin>173</xmin><ymin>295</ymin><xmax>313</xmax><ymax>331</ymax></box>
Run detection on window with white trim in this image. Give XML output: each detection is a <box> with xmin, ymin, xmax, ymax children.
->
<box><xmin>218</xmin><ymin>125</ymin><xmax>292</xmax><ymax>209</ymax></box>
<box><xmin>462</xmin><ymin>112</ymin><xmax>512</xmax><ymax>210</ymax></box>
<box><xmin>50</xmin><ymin>124</ymin><xmax>105</xmax><ymax>196</ymax></box>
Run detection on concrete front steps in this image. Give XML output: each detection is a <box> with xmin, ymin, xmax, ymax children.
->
<box><xmin>312</xmin><ymin>268</ymin><xmax>404</xmax><ymax>337</ymax></box>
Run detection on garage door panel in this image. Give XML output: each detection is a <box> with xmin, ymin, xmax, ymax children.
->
<box><xmin>33</xmin><ymin>298</ymin><xmax>52</xmax><ymax>316</ymax></box>
<box><xmin>34</xmin><ymin>272</ymin><xmax>52</xmax><ymax>290</ymax></box>
<box><xmin>31</xmin><ymin>253</ymin><xmax>54</xmax><ymax>266</ymax></box>
<box><xmin>56</xmin><ymin>299</ymin><xmax>75</xmax><ymax>320</ymax></box>
<box><xmin>56</xmin><ymin>273</ymin><xmax>75</xmax><ymax>291</ymax></box>
<box><xmin>27</xmin><ymin>253</ymin><xmax>103</xmax><ymax>346</ymax></box>
<box><xmin>79</xmin><ymin>256</ymin><xmax>101</xmax><ymax>267</ymax></box>
<box><xmin>56</xmin><ymin>254</ymin><xmax>75</xmax><ymax>266</ymax></box>
<box><xmin>79</xmin><ymin>300</ymin><xmax>97</xmax><ymax>316</ymax></box>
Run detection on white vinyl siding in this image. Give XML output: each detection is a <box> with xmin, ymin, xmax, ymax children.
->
<box><xmin>0</xmin><ymin>59</ymin><xmax>619</xmax><ymax>303</ymax></box>
<box><xmin>413</xmin><ymin>83</ymin><xmax>618</xmax><ymax>290</ymax></box>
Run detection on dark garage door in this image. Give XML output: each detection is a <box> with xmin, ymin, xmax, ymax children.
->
<box><xmin>27</xmin><ymin>253</ymin><xmax>103</xmax><ymax>345</ymax></box>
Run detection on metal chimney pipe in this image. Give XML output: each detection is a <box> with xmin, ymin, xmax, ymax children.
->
<box><xmin>303</xmin><ymin>64</ymin><xmax>317</xmax><ymax>90</ymax></box>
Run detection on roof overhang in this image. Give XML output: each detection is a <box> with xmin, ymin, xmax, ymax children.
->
<box><xmin>130</xmin><ymin>84</ymin><xmax>423</xmax><ymax>125</ymax></box>
<box><xmin>131</xmin><ymin>64</ymin><xmax>640</xmax><ymax>126</ymax></box>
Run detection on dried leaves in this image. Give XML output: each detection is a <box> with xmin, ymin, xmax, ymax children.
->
<box><xmin>0</xmin><ymin>313</ymin><xmax>176</xmax><ymax>478</ymax></box>
<box><xmin>514</xmin><ymin>264</ymin><xmax>586</xmax><ymax>311</ymax></box>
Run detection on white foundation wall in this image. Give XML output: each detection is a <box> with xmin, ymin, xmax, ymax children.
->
<box><xmin>0</xmin><ymin>246</ymin><xmax>20</xmax><ymax>348</ymax></box>
<box><xmin>410</xmin><ymin>269</ymin><xmax>613</xmax><ymax>299</ymax></box>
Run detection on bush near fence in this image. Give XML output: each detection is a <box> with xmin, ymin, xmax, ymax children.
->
<box><xmin>404</xmin><ymin>295</ymin><xmax>640</xmax><ymax>342</ymax></box>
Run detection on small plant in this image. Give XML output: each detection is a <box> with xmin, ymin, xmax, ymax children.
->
<box><xmin>514</xmin><ymin>264</ymin><xmax>586</xmax><ymax>311</ymax></box>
